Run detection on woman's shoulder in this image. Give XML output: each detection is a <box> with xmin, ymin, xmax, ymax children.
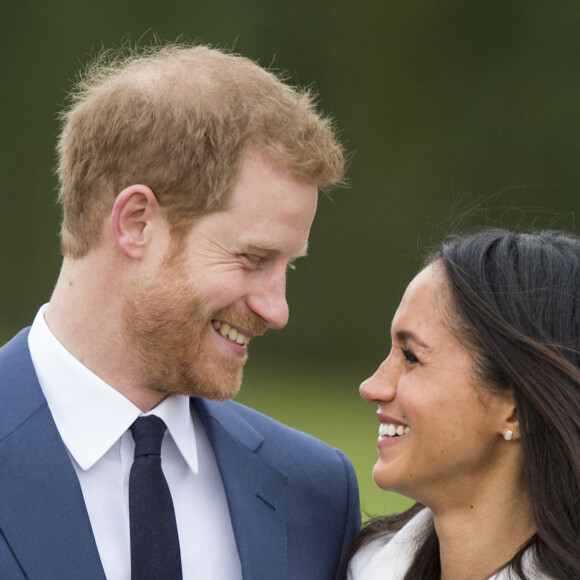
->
<box><xmin>347</xmin><ymin>508</ymin><xmax>433</xmax><ymax>580</ymax></box>
<box><xmin>490</xmin><ymin>549</ymin><xmax>556</xmax><ymax>580</ymax></box>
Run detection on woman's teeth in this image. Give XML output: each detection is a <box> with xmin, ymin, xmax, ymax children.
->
<box><xmin>212</xmin><ymin>320</ymin><xmax>250</xmax><ymax>345</ymax></box>
<box><xmin>379</xmin><ymin>423</ymin><xmax>411</xmax><ymax>437</ymax></box>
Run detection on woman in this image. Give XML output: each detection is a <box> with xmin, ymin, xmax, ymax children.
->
<box><xmin>348</xmin><ymin>230</ymin><xmax>580</xmax><ymax>580</ymax></box>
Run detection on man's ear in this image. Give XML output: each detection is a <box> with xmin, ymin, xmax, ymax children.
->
<box><xmin>110</xmin><ymin>184</ymin><xmax>161</xmax><ymax>259</ymax></box>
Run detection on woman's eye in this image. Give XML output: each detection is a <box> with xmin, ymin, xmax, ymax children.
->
<box><xmin>402</xmin><ymin>349</ymin><xmax>419</xmax><ymax>364</ymax></box>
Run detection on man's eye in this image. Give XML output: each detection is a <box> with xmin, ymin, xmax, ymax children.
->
<box><xmin>402</xmin><ymin>349</ymin><xmax>419</xmax><ymax>364</ymax></box>
<box><xmin>241</xmin><ymin>254</ymin><xmax>263</xmax><ymax>267</ymax></box>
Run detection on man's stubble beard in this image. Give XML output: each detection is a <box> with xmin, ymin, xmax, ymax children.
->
<box><xmin>121</xmin><ymin>262</ymin><xmax>248</xmax><ymax>402</ymax></box>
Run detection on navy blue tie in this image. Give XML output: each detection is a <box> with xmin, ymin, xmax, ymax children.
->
<box><xmin>129</xmin><ymin>416</ymin><xmax>182</xmax><ymax>579</ymax></box>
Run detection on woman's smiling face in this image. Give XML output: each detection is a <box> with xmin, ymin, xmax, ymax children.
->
<box><xmin>360</xmin><ymin>263</ymin><xmax>516</xmax><ymax>508</ymax></box>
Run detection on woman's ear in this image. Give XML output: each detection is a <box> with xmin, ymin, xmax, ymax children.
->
<box><xmin>110</xmin><ymin>184</ymin><xmax>160</xmax><ymax>259</ymax></box>
<box><xmin>499</xmin><ymin>395</ymin><xmax>520</xmax><ymax>441</ymax></box>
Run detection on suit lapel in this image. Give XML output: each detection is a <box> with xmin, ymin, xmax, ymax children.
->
<box><xmin>195</xmin><ymin>398</ymin><xmax>289</xmax><ymax>580</ymax></box>
<box><xmin>0</xmin><ymin>330</ymin><xmax>105</xmax><ymax>579</ymax></box>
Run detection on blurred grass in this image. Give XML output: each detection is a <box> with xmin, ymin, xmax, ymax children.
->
<box><xmin>236</xmin><ymin>361</ymin><xmax>413</xmax><ymax>522</ymax></box>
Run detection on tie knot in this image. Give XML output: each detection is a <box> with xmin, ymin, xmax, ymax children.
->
<box><xmin>131</xmin><ymin>416</ymin><xmax>167</xmax><ymax>458</ymax></box>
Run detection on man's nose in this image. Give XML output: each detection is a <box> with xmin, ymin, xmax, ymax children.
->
<box><xmin>246</xmin><ymin>269</ymin><xmax>290</xmax><ymax>330</ymax></box>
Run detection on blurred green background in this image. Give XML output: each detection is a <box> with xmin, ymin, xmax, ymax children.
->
<box><xmin>3</xmin><ymin>1</ymin><xmax>580</xmax><ymax>519</ymax></box>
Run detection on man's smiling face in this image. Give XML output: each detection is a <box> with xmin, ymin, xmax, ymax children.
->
<box><xmin>122</xmin><ymin>153</ymin><xmax>318</xmax><ymax>400</ymax></box>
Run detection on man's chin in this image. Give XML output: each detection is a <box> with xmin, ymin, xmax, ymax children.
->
<box><xmin>204</xmin><ymin>384</ymin><xmax>242</xmax><ymax>401</ymax></box>
<box><xmin>176</xmin><ymin>367</ymin><xmax>244</xmax><ymax>401</ymax></box>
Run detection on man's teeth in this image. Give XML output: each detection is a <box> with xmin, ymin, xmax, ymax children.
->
<box><xmin>379</xmin><ymin>423</ymin><xmax>411</xmax><ymax>437</ymax></box>
<box><xmin>212</xmin><ymin>320</ymin><xmax>250</xmax><ymax>345</ymax></box>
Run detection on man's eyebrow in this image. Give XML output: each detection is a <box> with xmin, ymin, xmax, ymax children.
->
<box><xmin>243</xmin><ymin>242</ymin><xmax>309</xmax><ymax>259</ymax></box>
<box><xmin>394</xmin><ymin>329</ymin><xmax>432</xmax><ymax>350</ymax></box>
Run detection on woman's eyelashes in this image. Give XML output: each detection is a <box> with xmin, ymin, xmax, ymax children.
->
<box><xmin>402</xmin><ymin>348</ymin><xmax>419</xmax><ymax>364</ymax></box>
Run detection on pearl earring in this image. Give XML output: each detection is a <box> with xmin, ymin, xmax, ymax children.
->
<box><xmin>504</xmin><ymin>430</ymin><xmax>514</xmax><ymax>441</ymax></box>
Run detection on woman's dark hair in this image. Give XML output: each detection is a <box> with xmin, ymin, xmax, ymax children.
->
<box><xmin>350</xmin><ymin>229</ymin><xmax>580</xmax><ymax>579</ymax></box>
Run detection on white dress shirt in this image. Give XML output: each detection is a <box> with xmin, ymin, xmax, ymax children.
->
<box><xmin>347</xmin><ymin>508</ymin><xmax>553</xmax><ymax>580</ymax></box>
<box><xmin>28</xmin><ymin>305</ymin><xmax>242</xmax><ymax>580</ymax></box>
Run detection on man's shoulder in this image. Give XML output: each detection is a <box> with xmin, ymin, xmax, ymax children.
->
<box><xmin>198</xmin><ymin>397</ymin><xmax>329</xmax><ymax>445</ymax></box>
<box><xmin>0</xmin><ymin>327</ymin><xmax>36</xmax><ymax>387</ymax></box>
<box><xmin>0</xmin><ymin>327</ymin><xmax>33</xmax><ymax>367</ymax></box>
<box><xmin>0</xmin><ymin>327</ymin><xmax>47</xmax><ymax>436</ymax></box>
<box><xmin>196</xmin><ymin>397</ymin><xmax>353</xmax><ymax>472</ymax></box>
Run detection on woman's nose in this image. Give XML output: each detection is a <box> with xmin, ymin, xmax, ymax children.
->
<box><xmin>359</xmin><ymin>357</ymin><xmax>397</xmax><ymax>403</ymax></box>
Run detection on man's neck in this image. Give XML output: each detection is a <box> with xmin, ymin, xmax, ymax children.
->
<box><xmin>46</xmin><ymin>257</ymin><xmax>166</xmax><ymax>412</ymax></box>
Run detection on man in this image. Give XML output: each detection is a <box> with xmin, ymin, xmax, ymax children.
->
<box><xmin>0</xmin><ymin>45</ymin><xmax>360</xmax><ymax>579</ymax></box>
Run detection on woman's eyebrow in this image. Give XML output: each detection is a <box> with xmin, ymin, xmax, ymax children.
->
<box><xmin>394</xmin><ymin>329</ymin><xmax>432</xmax><ymax>350</ymax></box>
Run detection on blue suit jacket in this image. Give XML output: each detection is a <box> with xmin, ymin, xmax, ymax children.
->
<box><xmin>0</xmin><ymin>329</ymin><xmax>360</xmax><ymax>579</ymax></box>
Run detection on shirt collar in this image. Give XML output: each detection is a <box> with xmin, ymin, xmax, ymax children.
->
<box><xmin>28</xmin><ymin>304</ymin><xmax>199</xmax><ymax>473</ymax></box>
